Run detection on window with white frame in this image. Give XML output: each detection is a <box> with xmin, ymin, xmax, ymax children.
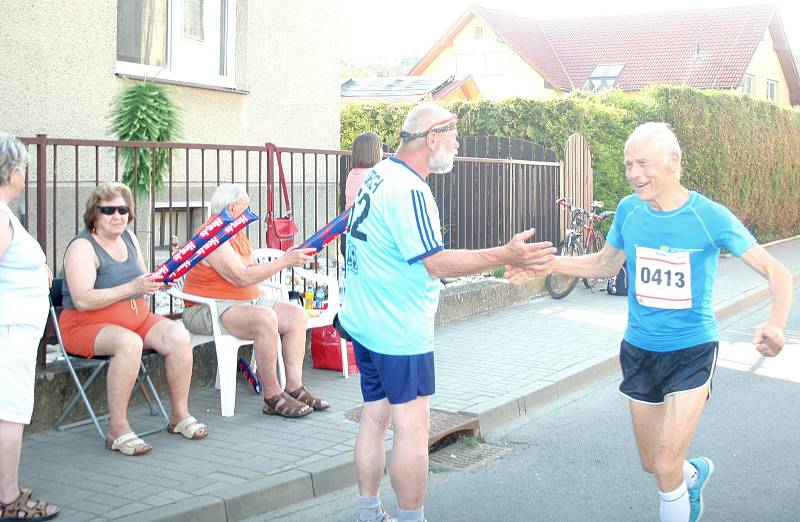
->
<box><xmin>766</xmin><ymin>79</ymin><xmax>777</xmax><ymax>102</ymax></box>
<box><xmin>739</xmin><ymin>74</ymin><xmax>753</xmax><ymax>96</ymax></box>
<box><xmin>116</xmin><ymin>0</ymin><xmax>236</xmax><ymax>88</ymax></box>
<box><xmin>474</xmin><ymin>26</ymin><xmax>482</xmax><ymax>40</ymax></box>
<box><xmin>583</xmin><ymin>64</ymin><xmax>625</xmax><ymax>90</ymax></box>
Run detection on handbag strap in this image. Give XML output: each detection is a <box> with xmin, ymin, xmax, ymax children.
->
<box><xmin>265</xmin><ymin>142</ymin><xmax>291</xmax><ymax>217</ymax></box>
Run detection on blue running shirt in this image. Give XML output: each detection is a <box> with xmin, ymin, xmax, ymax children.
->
<box><xmin>338</xmin><ymin>157</ymin><xmax>444</xmax><ymax>355</ymax></box>
<box><xmin>606</xmin><ymin>191</ymin><xmax>756</xmax><ymax>352</ymax></box>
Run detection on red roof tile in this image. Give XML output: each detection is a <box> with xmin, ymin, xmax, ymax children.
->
<box><xmin>411</xmin><ymin>5</ymin><xmax>800</xmax><ymax>103</ymax></box>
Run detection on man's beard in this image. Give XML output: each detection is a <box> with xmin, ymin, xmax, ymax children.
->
<box><xmin>428</xmin><ymin>146</ymin><xmax>454</xmax><ymax>174</ymax></box>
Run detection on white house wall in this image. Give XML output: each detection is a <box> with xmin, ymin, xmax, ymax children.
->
<box><xmin>743</xmin><ymin>29</ymin><xmax>792</xmax><ymax>107</ymax></box>
<box><xmin>0</xmin><ymin>0</ymin><xmax>340</xmax><ymax>150</ymax></box>
<box><xmin>420</xmin><ymin>15</ymin><xmax>554</xmax><ymax>100</ymax></box>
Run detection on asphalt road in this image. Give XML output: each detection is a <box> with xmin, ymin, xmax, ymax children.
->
<box><xmin>260</xmin><ymin>285</ymin><xmax>800</xmax><ymax>522</ymax></box>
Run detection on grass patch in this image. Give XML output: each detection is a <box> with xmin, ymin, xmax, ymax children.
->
<box><xmin>459</xmin><ymin>435</ymin><xmax>481</xmax><ymax>449</ymax></box>
<box><xmin>489</xmin><ymin>266</ymin><xmax>506</xmax><ymax>279</ymax></box>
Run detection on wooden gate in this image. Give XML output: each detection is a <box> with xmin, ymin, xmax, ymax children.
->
<box><xmin>559</xmin><ymin>133</ymin><xmax>594</xmax><ymax>238</ymax></box>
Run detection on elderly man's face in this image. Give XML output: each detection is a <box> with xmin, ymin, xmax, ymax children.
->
<box><xmin>623</xmin><ymin>135</ymin><xmax>679</xmax><ymax>202</ymax></box>
<box><xmin>427</xmin><ymin>120</ymin><xmax>459</xmax><ymax>174</ymax></box>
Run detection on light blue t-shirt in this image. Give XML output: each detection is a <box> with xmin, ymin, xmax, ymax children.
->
<box><xmin>338</xmin><ymin>156</ymin><xmax>444</xmax><ymax>355</ymax></box>
<box><xmin>607</xmin><ymin>191</ymin><xmax>756</xmax><ymax>352</ymax></box>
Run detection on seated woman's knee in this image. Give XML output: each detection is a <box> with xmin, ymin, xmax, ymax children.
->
<box><xmin>253</xmin><ymin>306</ymin><xmax>278</xmax><ymax>335</ymax></box>
<box><xmin>113</xmin><ymin>330</ymin><xmax>144</xmax><ymax>360</ymax></box>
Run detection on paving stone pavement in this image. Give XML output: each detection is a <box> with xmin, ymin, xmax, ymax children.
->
<box><xmin>18</xmin><ymin>238</ymin><xmax>800</xmax><ymax>521</ymax></box>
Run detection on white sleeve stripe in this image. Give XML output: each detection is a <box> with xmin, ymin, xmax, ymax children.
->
<box><xmin>412</xmin><ymin>191</ymin><xmax>435</xmax><ymax>251</ymax></box>
<box><xmin>416</xmin><ymin>190</ymin><xmax>441</xmax><ymax>248</ymax></box>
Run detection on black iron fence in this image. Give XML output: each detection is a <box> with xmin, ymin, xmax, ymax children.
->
<box><xmin>18</xmin><ymin>135</ymin><xmax>567</xmax><ymax>365</ymax></box>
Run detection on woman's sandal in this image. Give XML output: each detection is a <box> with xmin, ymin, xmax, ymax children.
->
<box><xmin>262</xmin><ymin>391</ymin><xmax>312</xmax><ymax>418</ymax></box>
<box><xmin>0</xmin><ymin>488</ymin><xmax>59</xmax><ymax>521</ymax></box>
<box><xmin>287</xmin><ymin>385</ymin><xmax>330</xmax><ymax>411</ymax></box>
<box><xmin>105</xmin><ymin>432</ymin><xmax>152</xmax><ymax>456</ymax></box>
<box><xmin>167</xmin><ymin>416</ymin><xmax>208</xmax><ymax>440</ymax></box>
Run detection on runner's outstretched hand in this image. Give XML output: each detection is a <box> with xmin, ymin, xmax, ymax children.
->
<box><xmin>504</xmin><ymin>228</ymin><xmax>556</xmax><ymax>275</ymax></box>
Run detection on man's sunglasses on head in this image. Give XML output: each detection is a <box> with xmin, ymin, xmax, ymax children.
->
<box><xmin>97</xmin><ymin>205</ymin><xmax>130</xmax><ymax>215</ymax></box>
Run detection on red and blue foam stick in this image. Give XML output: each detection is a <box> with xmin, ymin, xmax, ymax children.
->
<box><xmin>152</xmin><ymin>207</ymin><xmax>236</xmax><ymax>282</ymax></box>
<box><xmin>161</xmin><ymin>207</ymin><xmax>259</xmax><ymax>283</ymax></box>
<box><xmin>299</xmin><ymin>207</ymin><xmax>352</xmax><ymax>252</ymax></box>
<box><xmin>238</xmin><ymin>357</ymin><xmax>262</xmax><ymax>395</ymax></box>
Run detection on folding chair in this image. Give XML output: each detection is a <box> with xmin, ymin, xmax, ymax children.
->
<box><xmin>48</xmin><ymin>278</ymin><xmax>169</xmax><ymax>439</ymax></box>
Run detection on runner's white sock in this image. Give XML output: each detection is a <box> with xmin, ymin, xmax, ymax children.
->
<box><xmin>358</xmin><ymin>496</ymin><xmax>383</xmax><ymax>522</ymax></box>
<box><xmin>658</xmin><ymin>482</ymin><xmax>690</xmax><ymax>522</ymax></box>
<box><xmin>397</xmin><ymin>506</ymin><xmax>425</xmax><ymax>522</ymax></box>
<box><xmin>683</xmin><ymin>459</ymin><xmax>699</xmax><ymax>488</ymax></box>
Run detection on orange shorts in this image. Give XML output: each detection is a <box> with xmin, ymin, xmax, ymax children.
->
<box><xmin>58</xmin><ymin>298</ymin><xmax>165</xmax><ymax>358</ymax></box>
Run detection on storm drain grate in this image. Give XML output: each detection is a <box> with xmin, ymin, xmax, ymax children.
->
<box><xmin>429</xmin><ymin>441</ymin><xmax>509</xmax><ymax>471</ymax></box>
<box><xmin>345</xmin><ymin>407</ymin><xmax>480</xmax><ymax>448</ymax></box>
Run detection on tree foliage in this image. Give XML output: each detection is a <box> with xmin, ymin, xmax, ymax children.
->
<box><xmin>341</xmin><ymin>87</ymin><xmax>800</xmax><ymax>241</ymax></box>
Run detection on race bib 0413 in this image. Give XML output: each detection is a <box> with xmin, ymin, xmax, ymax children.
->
<box><xmin>634</xmin><ymin>246</ymin><xmax>692</xmax><ymax>309</ymax></box>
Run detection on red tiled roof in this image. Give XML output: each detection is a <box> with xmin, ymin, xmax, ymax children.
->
<box><xmin>410</xmin><ymin>5</ymin><xmax>800</xmax><ymax>104</ymax></box>
<box><xmin>540</xmin><ymin>5</ymin><xmax>776</xmax><ymax>91</ymax></box>
<box><xmin>470</xmin><ymin>6</ymin><xmax>573</xmax><ymax>90</ymax></box>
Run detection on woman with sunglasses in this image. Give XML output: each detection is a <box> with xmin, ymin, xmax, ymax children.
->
<box><xmin>60</xmin><ymin>182</ymin><xmax>207</xmax><ymax>456</ymax></box>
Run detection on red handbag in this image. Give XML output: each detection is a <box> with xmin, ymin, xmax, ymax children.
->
<box><xmin>311</xmin><ymin>325</ymin><xmax>359</xmax><ymax>374</ymax></box>
<box><xmin>265</xmin><ymin>142</ymin><xmax>298</xmax><ymax>250</ymax></box>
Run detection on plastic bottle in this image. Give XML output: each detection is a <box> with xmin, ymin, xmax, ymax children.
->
<box><xmin>304</xmin><ymin>286</ymin><xmax>313</xmax><ymax>310</ymax></box>
<box><xmin>314</xmin><ymin>285</ymin><xmax>325</xmax><ymax>309</ymax></box>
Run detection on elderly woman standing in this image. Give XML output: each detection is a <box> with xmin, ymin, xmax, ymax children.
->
<box><xmin>182</xmin><ymin>184</ymin><xmax>329</xmax><ymax>417</ymax></box>
<box><xmin>60</xmin><ymin>182</ymin><xmax>207</xmax><ymax>456</ymax></box>
<box><xmin>0</xmin><ymin>134</ymin><xmax>59</xmax><ymax>520</ymax></box>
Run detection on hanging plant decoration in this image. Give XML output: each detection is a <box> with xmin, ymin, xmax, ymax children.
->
<box><xmin>108</xmin><ymin>81</ymin><xmax>184</xmax><ymax>198</ymax></box>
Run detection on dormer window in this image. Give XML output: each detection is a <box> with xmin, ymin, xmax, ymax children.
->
<box><xmin>583</xmin><ymin>64</ymin><xmax>625</xmax><ymax>90</ymax></box>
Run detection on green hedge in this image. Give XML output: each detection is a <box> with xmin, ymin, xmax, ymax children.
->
<box><xmin>341</xmin><ymin>86</ymin><xmax>800</xmax><ymax>242</ymax></box>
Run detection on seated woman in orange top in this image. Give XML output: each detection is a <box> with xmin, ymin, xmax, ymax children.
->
<box><xmin>182</xmin><ymin>184</ymin><xmax>329</xmax><ymax>418</ymax></box>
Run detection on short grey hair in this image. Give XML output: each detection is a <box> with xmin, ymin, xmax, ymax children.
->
<box><xmin>0</xmin><ymin>133</ymin><xmax>30</xmax><ymax>186</ymax></box>
<box><xmin>399</xmin><ymin>102</ymin><xmax>453</xmax><ymax>149</ymax></box>
<box><xmin>209</xmin><ymin>184</ymin><xmax>248</xmax><ymax>214</ymax></box>
<box><xmin>625</xmin><ymin>122</ymin><xmax>683</xmax><ymax>178</ymax></box>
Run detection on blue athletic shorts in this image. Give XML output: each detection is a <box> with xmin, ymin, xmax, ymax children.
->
<box><xmin>618</xmin><ymin>339</ymin><xmax>718</xmax><ymax>404</ymax></box>
<box><xmin>352</xmin><ymin>339</ymin><xmax>435</xmax><ymax>405</ymax></box>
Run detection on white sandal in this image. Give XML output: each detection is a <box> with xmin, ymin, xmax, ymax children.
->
<box><xmin>106</xmin><ymin>432</ymin><xmax>152</xmax><ymax>456</ymax></box>
<box><xmin>167</xmin><ymin>415</ymin><xmax>208</xmax><ymax>440</ymax></box>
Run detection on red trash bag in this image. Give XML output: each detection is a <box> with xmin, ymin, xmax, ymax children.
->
<box><xmin>311</xmin><ymin>325</ymin><xmax>359</xmax><ymax>375</ymax></box>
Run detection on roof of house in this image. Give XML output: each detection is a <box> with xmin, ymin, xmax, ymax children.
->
<box><xmin>409</xmin><ymin>5</ymin><xmax>800</xmax><ymax>104</ymax></box>
<box><xmin>340</xmin><ymin>75</ymin><xmax>478</xmax><ymax>103</ymax></box>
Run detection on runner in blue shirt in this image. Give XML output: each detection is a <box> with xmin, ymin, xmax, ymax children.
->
<box><xmin>508</xmin><ymin>122</ymin><xmax>791</xmax><ymax>522</ymax></box>
<box><xmin>339</xmin><ymin>103</ymin><xmax>556</xmax><ymax>522</ymax></box>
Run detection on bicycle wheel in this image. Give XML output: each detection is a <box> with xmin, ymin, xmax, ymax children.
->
<box><xmin>546</xmin><ymin>238</ymin><xmax>584</xmax><ymax>299</ymax></box>
<box><xmin>582</xmin><ymin>232</ymin><xmax>606</xmax><ymax>289</ymax></box>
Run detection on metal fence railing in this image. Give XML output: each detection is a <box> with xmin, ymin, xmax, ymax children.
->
<box><xmin>19</xmin><ymin>135</ymin><xmax>566</xmax><ymax>367</ymax></box>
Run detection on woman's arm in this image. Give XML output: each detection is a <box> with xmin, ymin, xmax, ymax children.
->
<box><xmin>204</xmin><ymin>242</ymin><xmax>315</xmax><ymax>287</ymax></box>
<box><xmin>63</xmin><ymin>238</ymin><xmax>160</xmax><ymax>311</ymax></box>
<box><xmin>0</xmin><ymin>212</ymin><xmax>12</xmax><ymax>260</ymax></box>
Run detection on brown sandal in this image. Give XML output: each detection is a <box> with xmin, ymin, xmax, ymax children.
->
<box><xmin>263</xmin><ymin>391</ymin><xmax>312</xmax><ymax>418</ymax></box>
<box><xmin>0</xmin><ymin>488</ymin><xmax>59</xmax><ymax>521</ymax></box>
<box><xmin>288</xmin><ymin>385</ymin><xmax>330</xmax><ymax>411</ymax></box>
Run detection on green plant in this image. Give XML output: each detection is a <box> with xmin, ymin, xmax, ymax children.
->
<box><xmin>490</xmin><ymin>266</ymin><xmax>506</xmax><ymax>279</ymax></box>
<box><xmin>108</xmin><ymin>81</ymin><xmax>183</xmax><ymax>198</ymax></box>
<box><xmin>459</xmin><ymin>435</ymin><xmax>481</xmax><ymax>449</ymax></box>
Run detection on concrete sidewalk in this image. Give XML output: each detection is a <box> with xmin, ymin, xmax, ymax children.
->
<box><xmin>19</xmin><ymin>239</ymin><xmax>800</xmax><ymax>522</ymax></box>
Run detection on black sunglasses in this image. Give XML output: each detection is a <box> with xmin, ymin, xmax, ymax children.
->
<box><xmin>97</xmin><ymin>205</ymin><xmax>130</xmax><ymax>216</ymax></box>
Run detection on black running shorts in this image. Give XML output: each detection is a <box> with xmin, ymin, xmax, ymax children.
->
<box><xmin>618</xmin><ymin>339</ymin><xmax>719</xmax><ymax>404</ymax></box>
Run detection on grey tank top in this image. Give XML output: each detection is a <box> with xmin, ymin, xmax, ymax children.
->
<box><xmin>62</xmin><ymin>229</ymin><xmax>145</xmax><ymax>309</ymax></box>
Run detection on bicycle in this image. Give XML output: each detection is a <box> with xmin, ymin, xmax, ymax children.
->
<box><xmin>545</xmin><ymin>197</ymin><xmax>615</xmax><ymax>299</ymax></box>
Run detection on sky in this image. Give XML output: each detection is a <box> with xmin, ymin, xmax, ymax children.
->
<box><xmin>336</xmin><ymin>0</ymin><xmax>800</xmax><ymax>62</ymax></box>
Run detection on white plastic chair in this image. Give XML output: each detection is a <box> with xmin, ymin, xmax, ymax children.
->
<box><xmin>167</xmin><ymin>247</ymin><xmax>346</xmax><ymax>417</ymax></box>
<box><xmin>249</xmin><ymin>248</ymin><xmax>348</xmax><ymax>379</ymax></box>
